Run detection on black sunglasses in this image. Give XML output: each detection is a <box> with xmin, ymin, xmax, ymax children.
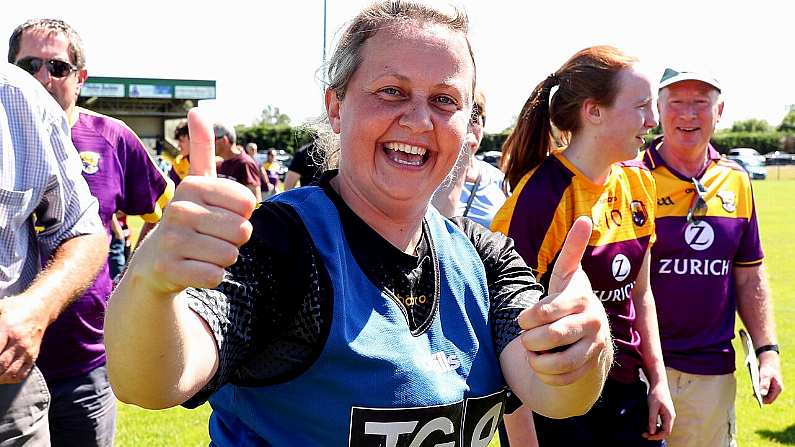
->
<box><xmin>687</xmin><ymin>177</ymin><xmax>708</xmax><ymax>223</ymax></box>
<box><xmin>16</xmin><ymin>57</ymin><xmax>77</xmax><ymax>78</ymax></box>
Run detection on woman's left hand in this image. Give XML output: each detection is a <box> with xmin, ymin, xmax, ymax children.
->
<box><xmin>643</xmin><ymin>382</ymin><xmax>675</xmax><ymax>440</ymax></box>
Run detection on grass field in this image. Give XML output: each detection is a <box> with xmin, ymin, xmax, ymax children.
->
<box><xmin>735</xmin><ymin>171</ymin><xmax>795</xmax><ymax>446</ymax></box>
<box><xmin>119</xmin><ymin>166</ymin><xmax>795</xmax><ymax>446</ymax></box>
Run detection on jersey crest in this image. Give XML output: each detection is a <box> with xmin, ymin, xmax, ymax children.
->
<box><xmin>716</xmin><ymin>190</ymin><xmax>736</xmax><ymax>213</ymax></box>
<box><xmin>79</xmin><ymin>151</ymin><xmax>100</xmax><ymax>174</ymax></box>
<box><xmin>631</xmin><ymin>200</ymin><xmax>648</xmax><ymax>227</ymax></box>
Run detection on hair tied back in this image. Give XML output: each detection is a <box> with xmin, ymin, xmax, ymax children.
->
<box><xmin>545</xmin><ymin>72</ymin><xmax>560</xmax><ymax>88</ymax></box>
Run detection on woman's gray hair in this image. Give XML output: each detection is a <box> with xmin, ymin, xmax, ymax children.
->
<box><xmin>303</xmin><ymin>0</ymin><xmax>476</xmax><ymax>171</ymax></box>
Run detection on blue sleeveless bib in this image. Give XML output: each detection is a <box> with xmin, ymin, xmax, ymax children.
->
<box><xmin>208</xmin><ymin>186</ymin><xmax>506</xmax><ymax>446</ymax></box>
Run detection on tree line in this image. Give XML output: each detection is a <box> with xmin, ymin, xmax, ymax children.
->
<box><xmin>235</xmin><ymin>106</ymin><xmax>795</xmax><ymax>156</ymax></box>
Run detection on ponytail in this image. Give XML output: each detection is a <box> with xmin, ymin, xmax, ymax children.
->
<box><xmin>502</xmin><ymin>73</ymin><xmax>560</xmax><ymax>189</ymax></box>
<box><xmin>501</xmin><ymin>46</ymin><xmax>637</xmax><ymax>189</ymax></box>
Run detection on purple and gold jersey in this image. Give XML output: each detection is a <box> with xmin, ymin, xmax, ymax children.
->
<box><xmin>169</xmin><ymin>154</ymin><xmax>190</xmax><ymax>186</ymax></box>
<box><xmin>492</xmin><ymin>151</ymin><xmax>656</xmax><ymax>383</ymax></box>
<box><xmin>36</xmin><ymin>107</ymin><xmax>174</xmax><ymax>380</ymax></box>
<box><xmin>642</xmin><ymin>139</ymin><xmax>763</xmax><ymax>375</ymax></box>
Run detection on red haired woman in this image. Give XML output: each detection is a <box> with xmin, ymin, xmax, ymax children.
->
<box><xmin>494</xmin><ymin>46</ymin><xmax>675</xmax><ymax>446</ymax></box>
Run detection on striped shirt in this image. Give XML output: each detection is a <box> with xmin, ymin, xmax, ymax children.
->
<box><xmin>492</xmin><ymin>150</ymin><xmax>656</xmax><ymax>383</ymax></box>
<box><xmin>0</xmin><ymin>63</ymin><xmax>102</xmax><ymax>298</ymax></box>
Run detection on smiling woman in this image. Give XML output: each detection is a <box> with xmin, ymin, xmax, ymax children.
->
<box><xmin>104</xmin><ymin>2</ymin><xmax>613</xmax><ymax>446</ymax></box>
<box><xmin>325</xmin><ymin>18</ymin><xmax>476</xmax><ymax>247</ymax></box>
<box><xmin>493</xmin><ymin>46</ymin><xmax>674</xmax><ymax>446</ymax></box>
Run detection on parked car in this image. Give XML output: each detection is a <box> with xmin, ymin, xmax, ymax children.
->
<box><xmin>764</xmin><ymin>151</ymin><xmax>795</xmax><ymax>166</ymax></box>
<box><xmin>727</xmin><ymin>148</ymin><xmax>765</xmax><ymax>165</ymax></box>
<box><xmin>254</xmin><ymin>149</ymin><xmax>293</xmax><ymax>181</ymax></box>
<box><xmin>727</xmin><ymin>149</ymin><xmax>768</xmax><ymax>180</ymax></box>
<box><xmin>477</xmin><ymin>150</ymin><xmax>503</xmax><ymax>169</ymax></box>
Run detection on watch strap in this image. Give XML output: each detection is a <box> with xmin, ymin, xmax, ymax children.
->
<box><xmin>755</xmin><ymin>344</ymin><xmax>780</xmax><ymax>357</ymax></box>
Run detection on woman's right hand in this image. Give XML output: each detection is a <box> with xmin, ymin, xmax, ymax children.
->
<box><xmin>132</xmin><ymin>108</ymin><xmax>256</xmax><ymax>296</ymax></box>
<box><xmin>518</xmin><ymin>217</ymin><xmax>612</xmax><ymax>387</ymax></box>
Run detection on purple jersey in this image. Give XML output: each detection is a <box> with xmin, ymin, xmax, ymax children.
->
<box><xmin>492</xmin><ymin>152</ymin><xmax>656</xmax><ymax>383</ymax></box>
<box><xmin>642</xmin><ymin>139</ymin><xmax>764</xmax><ymax>375</ymax></box>
<box><xmin>36</xmin><ymin>107</ymin><xmax>174</xmax><ymax>380</ymax></box>
<box><xmin>217</xmin><ymin>152</ymin><xmax>261</xmax><ymax>189</ymax></box>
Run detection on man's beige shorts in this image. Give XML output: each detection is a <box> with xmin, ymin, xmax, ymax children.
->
<box><xmin>666</xmin><ymin>367</ymin><xmax>737</xmax><ymax>447</ymax></box>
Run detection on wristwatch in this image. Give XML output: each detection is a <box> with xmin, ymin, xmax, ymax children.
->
<box><xmin>755</xmin><ymin>344</ymin><xmax>780</xmax><ymax>357</ymax></box>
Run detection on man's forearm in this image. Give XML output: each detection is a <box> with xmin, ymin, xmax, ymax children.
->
<box><xmin>23</xmin><ymin>232</ymin><xmax>107</xmax><ymax>324</ymax></box>
<box><xmin>735</xmin><ymin>264</ymin><xmax>776</xmax><ymax>346</ymax></box>
<box><xmin>735</xmin><ymin>263</ymin><xmax>783</xmax><ymax>404</ymax></box>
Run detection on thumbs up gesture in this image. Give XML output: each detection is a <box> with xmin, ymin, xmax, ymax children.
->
<box><xmin>517</xmin><ymin>216</ymin><xmax>612</xmax><ymax>386</ymax></box>
<box><xmin>132</xmin><ymin>108</ymin><xmax>257</xmax><ymax>296</ymax></box>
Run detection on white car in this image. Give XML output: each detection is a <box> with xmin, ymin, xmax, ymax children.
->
<box><xmin>727</xmin><ymin>148</ymin><xmax>765</xmax><ymax>164</ymax></box>
<box><xmin>727</xmin><ymin>148</ymin><xmax>767</xmax><ymax>180</ymax></box>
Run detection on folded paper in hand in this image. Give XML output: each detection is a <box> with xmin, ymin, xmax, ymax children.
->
<box><xmin>739</xmin><ymin>329</ymin><xmax>763</xmax><ymax>407</ymax></box>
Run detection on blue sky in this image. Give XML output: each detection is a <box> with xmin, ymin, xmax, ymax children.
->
<box><xmin>3</xmin><ymin>0</ymin><xmax>792</xmax><ymax>132</ymax></box>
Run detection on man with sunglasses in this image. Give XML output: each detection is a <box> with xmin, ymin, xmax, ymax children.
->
<box><xmin>8</xmin><ymin>19</ymin><xmax>174</xmax><ymax>446</ymax></box>
<box><xmin>642</xmin><ymin>68</ymin><xmax>783</xmax><ymax>447</ymax></box>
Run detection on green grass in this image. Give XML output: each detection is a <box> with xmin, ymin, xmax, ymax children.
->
<box><xmin>118</xmin><ymin>173</ymin><xmax>795</xmax><ymax>446</ymax></box>
<box><xmin>733</xmin><ymin>177</ymin><xmax>795</xmax><ymax>446</ymax></box>
<box><xmin>116</xmin><ymin>403</ymin><xmax>211</xmax><ymax>446</ymax></box>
